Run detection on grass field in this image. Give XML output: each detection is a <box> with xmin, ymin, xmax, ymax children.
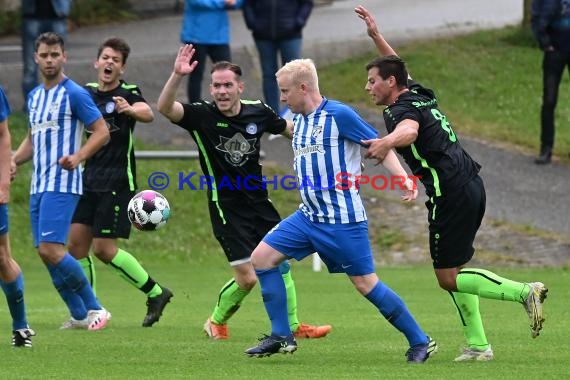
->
<box><xmin>0</xmin><ymin>260</ymin><xmax>567</xmax><ymax>379</ymax></box>
<box><xmin>2</xmin><ymin>26</ymin><xmax>569</xmax><ymax>379</ymax></box>
<box><xmin>1</xmin><ymin>154</ymin><xmax>567</xmax><ymax>379</ymax></box>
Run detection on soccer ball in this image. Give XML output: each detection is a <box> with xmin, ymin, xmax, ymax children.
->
<box><xmin>127</xmin><ymin>190</ymin><xmax>171</xmax><ymax>231</ymax></box>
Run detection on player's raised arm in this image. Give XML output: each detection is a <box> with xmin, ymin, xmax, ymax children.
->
<box><xmin>354</xmin><ymin>6</ymin><xmax>398</xmax><ymax>57</ymax></box>
<box><xmin>157</xmin><ymin>45</ymin><xmax>199</xmax><ymax>123</ymax></box>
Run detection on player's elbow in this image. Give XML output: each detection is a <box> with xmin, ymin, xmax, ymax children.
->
<box><xmin>404</xmin><ymin>127</ymin><xmax>418</xmax><ymax>144</ymax></box>
<box><xmin>156</xmin><ymin>98</ymin><xmax>173</xmax><ymax>117</ymax></box>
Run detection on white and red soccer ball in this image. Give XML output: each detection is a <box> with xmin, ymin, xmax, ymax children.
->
<box><xmin>127</xmin><ymin>190</ymin><xmax>171</xmax><ymax>231</ymax></box>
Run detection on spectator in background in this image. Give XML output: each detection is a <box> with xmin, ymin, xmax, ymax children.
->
<box><xmin>180</xmin><ymin>0</ymin><xmax>243</xmax><ymax>103</ymax></box>
<box><xmin>21</xmin><ymin>0</ymin><xmax>71</xmax><ymax>107</ymax></box>
<box><xmin>531</xmin><ymin>0</ymin><xmax>570</xmax><ymax>164</ymax></box>
<box><xmin>243</xmin><ymin>0</ymin><xmax>313</xmax><ymax>113</ymax></box>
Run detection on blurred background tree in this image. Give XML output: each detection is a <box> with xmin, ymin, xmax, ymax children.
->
<box><xmin>522</xmin><ymin>0</ymin><xmax>533</xmax><ymax>29</ymax></box>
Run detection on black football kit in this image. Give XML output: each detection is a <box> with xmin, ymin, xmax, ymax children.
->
<box><xmin>72</xmin><ymin>80</ymin><xmax>146</xmax><ymax>238</ymax></box>
<box><xmin>174</xmin><ymin>99</ymin><xmax>286</xmax><ymax>263</ymax></box>
<box><xmin>82</xmin><ymin>80</ymin><xmax>146</xmax><ymax>192</ymax></box>
<box><xmin>383</xmin><ymin>81</ymin><xmax>485</xmax><ymax>268</ymax></box>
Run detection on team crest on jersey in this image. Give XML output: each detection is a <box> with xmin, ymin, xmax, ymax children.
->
<box><xmin>49</xmin><ymin>102</ymin><xmax>60</xmax><ymax>115</ymax></box>
<box><xmin>311</xmin><ymin>125</ymin><xmax>323</xmax><ymax>139</ymax></box>
<box><xmin>105</xmin><ymin>101</ymin><xmax>116</xmax><ymax>114</ymax></box>
<box><xmin>245</xmin><ymin>123</ymin><xmax>258</xmax><ymax>135</ymax></box>
<box><xmin>216</xmin><ymin>133</ymin><xmax>257</xmax><ymax>166</ymax></box>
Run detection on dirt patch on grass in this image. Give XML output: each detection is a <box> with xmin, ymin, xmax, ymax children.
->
<box><xmin>364</xmin><ymin>192</ymin><xmax>570</xmax><ymax>268</ymax></box>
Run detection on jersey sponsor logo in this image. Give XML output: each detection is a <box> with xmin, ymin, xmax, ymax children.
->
<box><xmin>216</xmin><ymin>122</ymin><xmax>228</xmax><ymax>128</ymax></box>
<box><xmin>293</xmin><ymin>144</ymin><xmax>325</xmax><ymax>157</ymax></box>
<box><xmin>245</xmin><ymin>123</ymin><xmax>258</xmax><ymax>135</ymax></box>
<box><xmin>215</xmin><ymin>133</ymin><xmax>257</xmax><ymax>167</ymax></box>
<box><xmin>411</xmin><ymin>98</ymin><xmax>437</xmax><ymax>108</ymax></box>
<box><xmin>31</xmin><ymin>120</ymin><xmax>59</xmax><ymax>134</ymax></box>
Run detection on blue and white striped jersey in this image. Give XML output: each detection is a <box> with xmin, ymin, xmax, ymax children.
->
<box><xmin>292</xmin><ymin>97</ymin><xmax>378</xmax><ymax>224</ymax></box>
<box><xmin>27</xmin><ymin>78</ymin><xmax>102</xmax><ymax>195</ymax></box>
<box><xmin>0</xmin><ymin>86</ymin><xmax>10</xmax><ymax>122</ymax></box>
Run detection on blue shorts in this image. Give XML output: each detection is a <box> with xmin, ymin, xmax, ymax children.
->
<box><xmin>263</xmin><ymin>209</ymin><xmax>375</xmax><ymax>276</ymax></box>
<box><xmin>30</xmin><ymin>192</ymin><xmax>80</xmax><ymax>247</ymax></box>
<box><xmin>0</xmin><ymin>204</ymin><xmax>8</xmax><ymax>235</ymax></box>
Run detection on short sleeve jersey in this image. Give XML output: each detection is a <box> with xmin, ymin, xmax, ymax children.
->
<box><xmin>175</xmin><ymin>99</ymin><xmax>286</xmax><ymax>202</ymax></box>
<box><xmin>0</xmin><ymin>86</ymin><xmax>10</xmax><ymax>123</ymax></box>
<box><xmin>82</xmin><ymin>80</ymin><xmax>146</xmax><ymax>192</ymax></box>
<box><xmin>292</xmin><ymin>97</ymin><xmax>378</xmax><ymax>224</ymax></box>
<box><xmin>383</xmin><ymin>81</ymin><xmax>481</xmax><ymax>197</ymax></box>
<box><xmin>27</xmin><ymin>77</ymin><xmax>102</xmax><ymax>195</ymax></box>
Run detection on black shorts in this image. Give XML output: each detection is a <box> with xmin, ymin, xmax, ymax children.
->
<box><xmin>209</xmin><ymin>198</ymin><xmax>281</xmax><ymax>265</ymax></box>
<box><xmin>72</xmin><ymin>190</ymin><xmax>135</xmax><ymax>239</ymax></box>
<box><xmin>426</xmin><ymin>175</ymin><xmax>486</xmax><ymax>269</ymax></box>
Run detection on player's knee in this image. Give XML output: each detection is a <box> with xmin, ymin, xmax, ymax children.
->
<box><xmin>67</xmin><ymin>240</ymin><xmax>84</xmax><ymax>258</ymax></box>
<box><xmin>92</xmin><ymin>248</ymin><xmax>115</xmax><ymax>264</ymax></box>
<box><xmin>241</xmin><ymin>276</ymin><xmax>258</xmax><ymax>290</ymax></box>
<box><xmin>350</xmin><ymin>274</ymin><xmax>377</xmax><ymax>295</ymax></box>
<box><xmin>0</xmin><ymin>252</ymin><xmax>10</xmax><ymax>271</ymax></box>
<box><xmin>250</xmin><ymin>251</ymin><xmax>271</xmax><ymax>269</ymax></box>
<box><xmin>437</xmin><ymin>277</ymin><xmax>457</xmax><ymax>292</ymax></box>
<box><xmin>38</xmin><ymin>246</ymin><xmax>63</xmax><ymax>265</ymax></box>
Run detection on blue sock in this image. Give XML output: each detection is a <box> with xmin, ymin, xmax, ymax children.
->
<box><xmin>47</xmin><ymin>263</ymin><xmax>87</xmax><ymax>320</ymax></box>
<box><xmin>256</xmin><ymin>267</ymin><xmax>291</xmax><ymax>337</ymax></box>
<box><xmin>55</xmin><ymin>253</ymin><xmax>101</xmax><ymax>311</ymax></box>
<box><xmin>365</xmin><ymin>281</ymin><xmax>427</xmax><ymax>346</ymax></box>
<box><xmin>278</xmin><ymin>260</ymin><xmax>290</xmax><ymax>274</ymax></box>
<box><xmin>0</xmin><ymin>273</ymin><xmax>28</xmax><ymax>330</ymax></box>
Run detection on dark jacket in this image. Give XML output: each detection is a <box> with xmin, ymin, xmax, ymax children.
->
<box><xmin>243</xmin><ymin>0</ymin><xmax>313</xmax><ymax>40</ymax></box>
<box><xmin>22</xmin><ymin>0</ymin><xmax>71</xmax><ymax>18</ymax></box>
<box><xmin>531</xmin><ymin>0</ymin><xmax>570</xmax><ymax>52</ymax></box>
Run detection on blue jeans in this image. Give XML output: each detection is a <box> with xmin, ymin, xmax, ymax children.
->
<box><xmin>540</xmin><ymin>49</ymin><xmax>570</xmax><ymax>148</ymax></box>
<box><xmin>21</xmin><ymin>18</ymin><xmax>67</xmax><ymax>104</ymax></box>
<box><xmin>185</xmin><ymin>43</ymin><xmax>231</xmax><ymax>103</ymax></box>
<box><xmin>254</xmin><ymin>38</ymin><xmax>302</xmax><ymax>113</ymax></box>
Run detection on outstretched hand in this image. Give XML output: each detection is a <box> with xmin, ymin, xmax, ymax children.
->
<box><xmin>355</xmin><ymin>5</ymin><xmax>380</xmax><ymax>39</ymax></box>
<box><xmin>174</xmin><ymin>44</ymin><xmax>199</xmax><ymax>76</ymax></box>
<box><xmin>401</xmin><ymin>178</ymin><xmax>419</xmax><ymax>202</ymax></box>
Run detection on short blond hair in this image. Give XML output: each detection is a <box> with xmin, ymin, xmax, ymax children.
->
<box><xmin>276</xmin><ymin>58</ymin><xmax>319</xmax><ymax>91</ymax></box>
